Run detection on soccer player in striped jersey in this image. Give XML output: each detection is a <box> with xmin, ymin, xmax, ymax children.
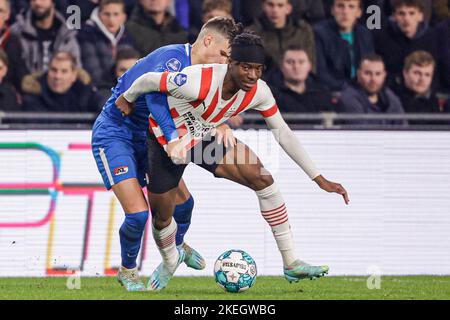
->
<box><xmin>91</xmin><ymin>17</ymin><xmax>243</xmax><ymax>291</ymax></box>
<box><xmin>116</xmin><ymin>31</ymin><xmax>350</xmax><ymax>290</ymax></box>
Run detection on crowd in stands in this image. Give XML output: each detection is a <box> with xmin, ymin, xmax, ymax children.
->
<box><xmin>0</xmin><ymin>0</ymin><xmax>449</xmax><ymax>125</ymax></box>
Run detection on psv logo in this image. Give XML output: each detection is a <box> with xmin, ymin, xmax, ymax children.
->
<box><xmin>114</xmin><ymin>166</ymin><xmax>129</xmax><ymax>176</ymax></box>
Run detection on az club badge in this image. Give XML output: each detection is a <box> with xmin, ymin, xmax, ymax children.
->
<box><xmin>114</xmin><ymin>166</ymin><xmax>129</xmax><ymax>176</ymax></box>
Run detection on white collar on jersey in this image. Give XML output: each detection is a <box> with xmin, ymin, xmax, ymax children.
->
<box><xmin>184</xmin><ymin>43</ymin><xmax>191</xmax><ymax>59</ymax></box>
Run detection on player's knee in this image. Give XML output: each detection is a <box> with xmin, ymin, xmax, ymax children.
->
<box><xmin>246</xmin><ymin>167</ymin><xmax>274</xmax><ymax>191</ymax></box>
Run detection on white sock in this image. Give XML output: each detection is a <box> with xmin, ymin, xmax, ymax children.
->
<box><xmin>256</xmin><ymin>183</ymin><xmax>296</xmax><ymax>267</ymax></box>
<box><xmin>152</xmin><ymin>218</ymin><xmax>179</xmax><ymax>269</ymax></box>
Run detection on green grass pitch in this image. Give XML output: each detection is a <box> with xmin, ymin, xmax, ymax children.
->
<box><xmin>0</xmin><ymin>276</ymin><xmax>449</xmax><ymax>300</ymax></box>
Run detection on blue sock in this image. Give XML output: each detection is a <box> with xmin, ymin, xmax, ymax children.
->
<box><xmin>119</xmin><ymin>210</ymin><xmax>149</xmax><ymax>269</ymax></box>
<box><xmin>173</xmin><ymin>196</ymin><xmax>194</xmax><ymax>246</ymax></box>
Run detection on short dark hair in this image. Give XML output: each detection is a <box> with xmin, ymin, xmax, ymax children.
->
<box><xmin>199</xmin><ymin>16</ymin><xmax>244</xmax><ymax>43</ymax></box>
<box><xmin>262</xmin><ymin>0</ymin><xmax>292</xmax><ymax>4</ymax></box>
<box><xmin>231</xmin><ymin>30</ymin><xmax>263</xmax><ymax>47</ymax></box>
<box><xmin>0</xmin><ymin>49</ymin><xmax>8</xmax><ymax>67</ymax></box>
<box><xmin>116</xmin><ymin>47</ymin><xmax>141</xmax><ymax>62</ymax></box>
<box><xmin>391</xmin><ymin>0</ymin><xmax>425</xmax><ymax>12</ymax></box>
<box><xmin>359</xmin><ymin>53</ymin><xmax>385</xmax><ymax>68</ymax></box>
<box><xmin>99</xmin><ymin>0</ymin><xmax>125</xmax><ymax>12</ymax></box>
<box><xmin>281</xmin><ymin>44</ymin><xmax>311</xmax><ymax>61</ymax></box>
<box><xmin>333</xmin><ymin>0</ymin><xmax>361</xmax><ymax>6</ymax></box>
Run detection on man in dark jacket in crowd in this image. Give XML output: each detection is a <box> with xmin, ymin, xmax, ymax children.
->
<box><xmin>0</xmin><ymin>48</ymin><xmax>19</xmax><ymax>110</ymax></box>
<box><xmin>126</xmin><ymin>0</ymin><xmax>188</xmax><ymax>56</ymax></box>
<box><xmin>249</xmin><ymin>0</ymin><xmax>316</xmax><ymax>74</ymax></box>
<box><xmin>22</xmin><ymin>51</ymin><xmax>103</xmax><ymax>113</ymax></box>
<box><xmin>11</xmin><ymin>0</ymin><xmax>81</xmax><ymax>73</ymax></box>
<box><xmin>268</xmin><ymin>45</ymin><xmax>333</xmax><ymax>115</ymax></box>
<box><xmin>0</xmin><ymin>0</ymin><xmax>28</xmax><ymax>91</ymax></box>
<box><xmin>314</xmin><ymin>0</ymin><xmax>375</xmax><ymax>91</ymax></box>
<box><xmin>338</xmin><ymin>54</ymin><xmax>405</xmax><ymax>125</ymax></box>
<box><xmin>78</xmin><ymin>0</ymin><xmax>136</xmax><ymax>86</ymax></box>
<box><xmin>373</xmin><ymin>0</ymin><xmax>439</xmax><ymax>85</ymax></box>
<box><xmin>392</xmin><ymin>51</ymin><xmax>448</xmax><ymax>123</ymax></box>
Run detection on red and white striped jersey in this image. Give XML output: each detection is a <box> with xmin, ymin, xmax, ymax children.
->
<box><xmin>149</xmin><ymin>64</ymin><xmax>279</xmax><ymax>150</ymax></box>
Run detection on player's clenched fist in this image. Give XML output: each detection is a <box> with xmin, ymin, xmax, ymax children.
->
<box><xmin>167</xmin><ymin>139</ymin><xmax>188</xmax><ymax>165</ymax></box>
<box><xmin>115</xmin><ymin>94</ymin><xmax>134</xmax><ymax>116</ymax></box>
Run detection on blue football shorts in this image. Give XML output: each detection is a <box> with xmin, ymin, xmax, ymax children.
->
<box><xmin>91</xmin><ymin>114</ymin><xmax>148</xmax><ymax>190</ymax></box>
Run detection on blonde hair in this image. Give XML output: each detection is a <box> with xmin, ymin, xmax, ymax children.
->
<box><xmin>404</xmin><ymin>50</ymin><xmax>435</xmax><ymax>71</ymax></box>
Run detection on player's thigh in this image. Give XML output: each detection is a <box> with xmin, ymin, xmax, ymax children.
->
<box><xmin>215</xmin><ymin>142</ymin><xmax>274</xmax><ymax>191</ymax></box>
<box><xmin>112</xmin><ymin>178</ymin><xmax>148</xmax><ymax>213</ymax></box>
<box><xmin>92</xmin><ymin>124</ymin><xmax>147</xmax><ymax>212</ymax></box>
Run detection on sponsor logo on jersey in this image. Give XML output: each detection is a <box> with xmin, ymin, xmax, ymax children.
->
<box><xmin>114</xmin><ymin>166</ymin><xmax>129</xmax><ymax>176</ymax></box>
<box><xmin>182</xmin><ymin>112</ymin><xmax>214</xmax><ymax>139</ymax></box>
<box><xmin>166</xmin><ymin>58</ymin><xmax>182</xmax><ymax>72</ymax></box>
<box><xmin>173</xmin><ymin>74</ymin><xmax>187</xmax><ymax>87</ymax></box>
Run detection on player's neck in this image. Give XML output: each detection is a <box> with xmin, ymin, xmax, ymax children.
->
<box><xmin>190</xmin><ymin>42</ymin><xmax>202</xmax><ymax>65</ymax></box>
<box><xmin>222</xmin><ymin>72</ymin><xmax>240</xmax><ymax>100</ymax></box>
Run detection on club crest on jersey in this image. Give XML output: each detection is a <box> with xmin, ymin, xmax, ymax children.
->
<box><xmin>166</xmin><ymin>58</ymin><xmax>182</xmax><ymax>72</ymax></box>
<box><xmin>114</xmin><ymin>166</ymin><xmax>128</xmax><ymax>176</ymax></box>
<box><xmin>173</xmin><ymin>74</ymin><xmax>187</xmax><ymax>87</ymax></box>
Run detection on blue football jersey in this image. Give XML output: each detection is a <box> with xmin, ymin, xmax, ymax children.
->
<box><xmin>101</xmin><ymin>44</ymin><xmax>192</xmax><ymax>139</ymax></box>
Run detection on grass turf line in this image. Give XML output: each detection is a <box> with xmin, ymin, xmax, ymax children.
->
<box><xmin>0</xmin><ymin>276</ymin><xmax>449</xmax><ymax>300</ymax></box>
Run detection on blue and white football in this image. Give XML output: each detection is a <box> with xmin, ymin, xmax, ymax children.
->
<box><xmin>214</xmin><ymin>249</ymin><xmax>257</xmax><ymax>293</ymax></box>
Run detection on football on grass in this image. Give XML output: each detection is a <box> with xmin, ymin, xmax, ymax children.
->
<box><xmin>214</xmin><ymin>249</ymin><xmax>257</xmax><ymax>293</ymax></box>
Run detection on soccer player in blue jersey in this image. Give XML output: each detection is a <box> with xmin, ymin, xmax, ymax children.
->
<box><xmin>91</xmin><ymin>17</ymin><xmax>243</xmax><ymax>291</ymax></box>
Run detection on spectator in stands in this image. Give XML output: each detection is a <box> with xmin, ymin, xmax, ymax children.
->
<box><xmin>188</xmin><ymin>0</ymin><xmax>233</xmax><ymax>41</ymax></box>
<box><xmin>314</xmin><ymin>0</ymin><xmax>375</xmax><ymax>91</ymax></box>
<box><xmin>0</xmin><ymin>0</ymin><xmax>29</xmax><ymax>92</ymax></box>
<box><xmin>436</xmin><ymin>18</ymin><xmax>450</xmax><ymax>92</ymax></box>
<box><xmin>11</xmin><ymin>0</ymin><xmax>81</xmax><ymax>73</ymax></box>
<box><xmin>97</xmin><ymin>47</ymin><xmax>140</xmax><ymax>102</ymax></box>
<box><xmin>268</xmin><ymin>45</ymin><xmax>333</xmax><ymax>113</ymax></box>
<box><xmin>337</xmin><ymin>54</ymin><xmax>405</xmax><ymax>125</ymax></box>
<box><xmin>248</xmin><ymin>0</ymin><xmax>316</xmax><ymax>74</ymax></box>
<box><xmin>373</xmin><ymin>0</ymin><xmax>438</xmax><ymax>85</ymax></box>
<box><xmin>78</xmin><ymin>0</ymin><xmax>136</xmax><ymax>86</ymax></box>
<box><xmin>203</xmin><ymin>0</ymin><xmax>233</xmax><ymax>23</ymax></box>
<box><xmin>22</xmin><ymin>51</ymin><xmax>103</xmax><ymax>113</ymax></box>
<box><xmin>0</xmin><ymin>48</ymin><xmax>19</xmax><ymax>110</ymax></box>
<box><xmin>235</xmin><ymin>0</ymin><xmax>325</xmax><ymax>26</ymax></box>
<box><xmin>126</xmin><ymin>0</ymin><xmax>188</xmax><ymax>56</ymax></box>
<box><xmin>393</xmin><ymin>51</ymin><xmax>446</xmax><ymax>116</ymax></box>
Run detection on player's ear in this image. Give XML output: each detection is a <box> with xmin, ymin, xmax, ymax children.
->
<box><xmin>203</xmin><ymin>34</ymin><xmax>213</xmax><ymax>48</ymax></box>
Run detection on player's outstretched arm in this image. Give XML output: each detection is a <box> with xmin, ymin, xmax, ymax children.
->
<box><xmin>114</xmin><ymin>72</ymin><xmax>163</xmax><ymax>116</ymax></box>
<box><xmin>264</xmin><ymin>111</ymin><xmax>349</xmax><ymax>205</ymax></box>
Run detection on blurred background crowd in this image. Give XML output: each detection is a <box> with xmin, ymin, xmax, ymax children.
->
<box><xmin>0</xmin><ymin>0</ymin><xmax>449</xmax><ymax>126</ymax></box>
